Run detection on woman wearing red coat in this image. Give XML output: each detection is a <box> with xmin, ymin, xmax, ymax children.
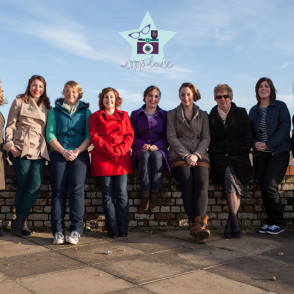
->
<box><xmin>89</xmin><ymin>88</ymin><xmax>134</xmax><ymax>238</ymax></box>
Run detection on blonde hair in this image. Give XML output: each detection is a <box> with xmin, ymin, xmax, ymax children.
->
<box><xmin>214</xmin><ymin>84</ymin><xmax>233</xmax><ymax>100</ymax></box>
<box><xmin>63</xmin><ymin>81</ymin><xmax>83</xmax><ymax>99</ymax></box>
<box><xmin>0</xmin><ymin>79</ymin><xmax>5</xmax><ymax>106</ymax></box>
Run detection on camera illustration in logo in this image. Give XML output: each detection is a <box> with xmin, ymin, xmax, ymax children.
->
<box><xmin>137</xmin><ymin>30</ymin><xmax>159</xmax><ymax>55</ymax></box>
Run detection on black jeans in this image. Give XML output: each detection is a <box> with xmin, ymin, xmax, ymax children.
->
<box><xmin>172</xmin><ymin>165</ymin><xmax>209</xmax><ymax>223</ymax></box>
<box><xmin>253</xmin><ymin>151</ymin><xmax>289</xmax><ymax>228</ymax></box>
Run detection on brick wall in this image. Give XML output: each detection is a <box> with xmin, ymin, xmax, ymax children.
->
<box><xmin>0</xmin><ymin>166</ymin><xmax>294</xmax><ymax>230</ymax></box>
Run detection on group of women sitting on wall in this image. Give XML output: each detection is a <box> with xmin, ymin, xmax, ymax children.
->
<box><xmin>0</xmin><ymin>76</ymin><xmax>292</xmax><ymax>244</ymax></box>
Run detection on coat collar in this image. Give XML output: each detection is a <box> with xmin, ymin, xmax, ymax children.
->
<box><xmin>252</xmin><ymin>99</ymin><xmax>276</xmax><ymax>111</ymax></box>
<box><xmin>19</xmin><ymin>96</ymin><xmax>47</xmax><ymax>123</ymax></box>
<box><xmin>176</xmin><ymin>103</ymin><xmax>199</xmax><ymax>121</ymax></box>
<box><xmin>138</xmin><ymin>105</ymin><xmax>165</xmax><ymax>116</ymax></box>
<box><xmin>210</xmin><ymin>102</ymin><xmax>237</xmax><ymax>116</ymax></box>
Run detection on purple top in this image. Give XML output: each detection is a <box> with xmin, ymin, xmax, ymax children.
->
<box><xmin>130</xmin><ymin>105</ymin><xmax>170</xmax><ymax>171</ymax></box>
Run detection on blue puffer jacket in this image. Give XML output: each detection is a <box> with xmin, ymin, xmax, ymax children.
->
<box><xmin>54</xmin><ymin>99</ymin><xmax>89</xmax><ymax>150</ymax></box>
<box><xmin>249</xmin><ymin>100</ymin><xmax>291</xmax><ymax>156</ymax></box>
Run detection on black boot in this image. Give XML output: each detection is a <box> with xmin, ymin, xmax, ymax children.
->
<box><xmin>12</xmin><ymin>215</ymin><xmax>25</xmax><ymax>237</ymax></box>
<box><xmin>22</xmin><ymin>220</ymin><xmax>32</xmax><ymax>236</ymax></box>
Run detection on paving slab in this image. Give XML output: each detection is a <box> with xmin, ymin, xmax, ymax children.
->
<box><xmin>96</xmin><ymin>248</ymin><xmax>196</xmax><ymax>284</ymax></box>
<box><xmin>163</xmin><ymin>229</ymin><xmax>226</xmax><ymax>242</ymax></box>
<box><xmin>25</xmin><ymin>231</ymin><xmax>106</xmax><ymax>250</ymax></box>
<box><xmin>60</xmin><ymin>241</ymin><xmax>145</xmax><ymax>265</ymax></box>
<box><xmin>116</xmin><ymin>232</ymin><xmax>191</xmax><ymax>253</ymax></box>
<box><xmin>208</xmin><ymin>235</ymin><xmax>281</xmax><ymax>257</ymax></box>
<box><xmin>0</xmin><ymin>233</ymin><xmax>48</xmax><ymax>258</ymax></box>
<box><xmin>19</xmin><ymin>267</ymin><xmax>133</xmax><ymax>294</ymax></box>
<box><xmin>206</xmin><ymin>255</ymin><xmax>294</xmax><ymax>294</ymax></box>
<box><xmin>109</xmin><ymin>286</ymin><xmax>156</xmax><ymax>294</ymax></box>
<box><xmin>142</xmin><ymin>270</ymin><xmax>276</xmax><ymax>294</ymax></box>
<box><xmin>0</xmin><ymin>250</ymin><xmax>86</xmax><ymax>279</ymax></box>
<box><xmin>0</xmin><ymin>281</ymin><xmax>32</xmax><ymax>294</ymax></box>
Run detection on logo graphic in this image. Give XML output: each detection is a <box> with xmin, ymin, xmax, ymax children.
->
<box><xmin>120</xmin><ymin>12</ymin><xmax>176</xmax><ymax>70</ymax></box>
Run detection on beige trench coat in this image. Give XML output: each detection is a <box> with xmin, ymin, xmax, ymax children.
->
<box><xmin>0</xmin><ymin>112</ymin><xmax>5</xmax><ymax>190</ymax></box>
<box><xmin>166</xmin><ymin>103</ymin><xmax>210</xmax><ymax>160</ymax></box>
<box><xmin>4</xmin><ymin>96</ymin><xmax>50</xmax><ymax>161</ymax></box>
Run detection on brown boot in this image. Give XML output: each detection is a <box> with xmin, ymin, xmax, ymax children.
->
<box><xmin>149</xmin><ymin>190</ymin><xmax>160</xmax><ymax>209</ymax></box>
<box><xmin>191</xmin><ymin>215</ymin><xmax>210</xmax><ymax>243</ymax></box>
<box><xmin>140</xmin><ymin>191</ymin><xmax>150</xmax><ymax>211</ymax></box>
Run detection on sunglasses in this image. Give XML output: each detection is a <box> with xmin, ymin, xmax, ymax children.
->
<box><xmin>215</xmin><ymin>94</ymin><xmax>230</xmax><ymax>100</ymax></box>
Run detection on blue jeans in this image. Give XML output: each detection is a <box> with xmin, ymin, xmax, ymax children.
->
<box><xmin>9</xmin><ymin>154</ymin><xmax>45</xmax><ymax>218</ymax></box>
<box><xmin>49</xmin><ymin>150</ymin><xmax>90</xmax><ymax>235</ymax></box>
<box><xmin>99</xmin><ymin>174</ymin><xmax>129</xmax><ymax>235</ymax></box>
<box><xmin>253</xmin><ymin>151</ymin><xmax>289</xmax><ymax>228</ymax></box>
<box><xmin>137</xmin><ymin>150</ymin><xmax>163</xmax><ymax>191</ymax></box>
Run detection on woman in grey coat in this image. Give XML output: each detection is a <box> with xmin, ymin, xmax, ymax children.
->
<box><xmin>167</xmin><ymin>82</ymin><xmax>210</xmax><ymax>243</ymax></box>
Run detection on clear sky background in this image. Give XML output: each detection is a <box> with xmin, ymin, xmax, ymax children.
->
<box><xmin>1</xmin><ymin>0</ymin><xmax>294</xmax><ymax>122</ymax></box>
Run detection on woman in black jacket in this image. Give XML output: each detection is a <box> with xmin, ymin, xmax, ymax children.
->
<box><xmin>209</xmin><ymin>84</ymin><xmax>252</xmax><ymax>239</ymax></box>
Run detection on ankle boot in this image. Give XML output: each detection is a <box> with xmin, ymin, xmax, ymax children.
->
<box><xmin>224</xmin><ymin>216</ymin><xmax>232</xmax><ymax>239</ymax></box>
<box><xmin>193</xmin><ymin>215</ymin><xmax>210</xmax><ymax>243</ymax></box>
<box><xmin>22</xmin><ymin>220</ymin><xmax>32</xmax><ymax>236</ymax></box>
<box><xmin>12</xmin><ymin>215</ymin><xmax>25</xmax><ymax>237</ymax></box>
<box><xmin>140</xmin><ymin>191</ymin><xmax>150</xmax><ymax>211</ymax></box>
<box><xmin>149</xmin><ymin>190</ymin><xmax>160</xmax><ymax>209</ymax></box>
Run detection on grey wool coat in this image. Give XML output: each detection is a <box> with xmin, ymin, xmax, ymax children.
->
<box><xmin>166</xmin><ymin>103</ymin><xmax>210</xmax><ymax>160</ymax></box>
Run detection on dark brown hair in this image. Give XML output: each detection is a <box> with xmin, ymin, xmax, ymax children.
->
<box><xmin>179</xmin><ymin>82</ymin><xmax>201</xmax><ymax>101</ymax></box>
<box><xmin>98</xmin><ymin>87</ymin><xmax>122</xmax><ymax>110</ymax></box>
<box><xmin>143</xmin><ymin>85</ymin><xmax>161</xmax><ymax>102</ymax></box>
<box><xmin>255</xmin><ymin>77</ymin><xmax>276</xmax><ymax>102</ymax></box>
<box><xmin>20</xmin><ymin>75</ymin><xmax>50</xmax><ymax>109</ymax></box>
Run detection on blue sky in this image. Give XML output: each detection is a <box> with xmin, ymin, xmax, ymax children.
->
<box><xmin>1</xmin><ymin>0</ymin><xmax>294</xmax><ymax>121</ymax></box>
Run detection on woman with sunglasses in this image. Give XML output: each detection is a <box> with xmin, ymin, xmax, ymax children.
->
<box><xmin>249</xmin><ymin>77</ymin><xmax>291</xmax><ymax>235</ymax></box>
<box><xmin>209</xmin><ymin>84</ymin><xmax>252</xmax><ymax>239</ymax></box>
<box><xmin>167</xmin><ymin>82</ymin><xmax>210</xmax><ymax>243</ymax></box>
<box><xmin>4</xmin><ymin>75</ymin><xmax>50</xmax><ymax>236</ymax></box>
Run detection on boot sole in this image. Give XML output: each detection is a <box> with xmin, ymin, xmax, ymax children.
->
<box><xmin>194</xmin><ymin>230</ymin><xmax>210</xmax><ymax>240</ymax></box>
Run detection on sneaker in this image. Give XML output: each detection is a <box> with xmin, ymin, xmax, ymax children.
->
<box><xmin>66</xmin><ymin>231</ymin><xmax>80</xmax><ymax>245</ymax></box>
<box><xmin>267</xmin><ymin>225</ymin><xmax>285</xmax><ymax>235</ymax></box>
<box><xmin>53</xmin><ymin>232</ymin><xmax>65</xmax><ymax>245</ymax></box>
<box><xmin>258</xmin><ymin>224</ymin><xmax>269</xmax><ymax>234</ymax></box>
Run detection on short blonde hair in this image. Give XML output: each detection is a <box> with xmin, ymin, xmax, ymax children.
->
<box><xmin>63</xmin><ymin>81</ymin><xmax>83</xmax><ymax>99</ymax></box>
<box><xmin>0</xmin><ymin>79</ymin><xmax>5</xmax><ymax>106</ymax></box>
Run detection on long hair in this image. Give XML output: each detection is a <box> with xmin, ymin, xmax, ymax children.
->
<box><xmin>20</xmin><ymin>75</ymin><xmax>50</xmax><ymax>109</ymax></box>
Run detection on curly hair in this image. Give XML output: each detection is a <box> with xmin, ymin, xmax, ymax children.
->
<box><xmin>179</xmin><ymin>82</ymin><xmax>201</xmax><ymax>101</ymax></box>
<box><xmin>98</xmin><ymin>87</ymin><xmax>122</xmax><ymax>110</ymax></box>
<box><xmin>20</xmin><ymin>75</ymin><xmax>50</xmax><ymax>109</ymax></box>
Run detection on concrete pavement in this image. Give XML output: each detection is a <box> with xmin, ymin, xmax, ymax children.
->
<box><xmin>0</xmin><ymin>228</ymin><xmax>293</xmax><ymax>294</ymax></box>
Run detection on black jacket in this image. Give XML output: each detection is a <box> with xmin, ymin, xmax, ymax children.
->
<box><xmin>208</xmin><ymin>103</ymin><xmax>252</xmax><ymax>186</ymax></box>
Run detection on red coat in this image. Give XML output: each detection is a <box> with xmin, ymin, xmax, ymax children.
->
<box><xmin>89</xmin><ymin>108</ymin><xmax>134</xmax><ymax>177</ymax></box>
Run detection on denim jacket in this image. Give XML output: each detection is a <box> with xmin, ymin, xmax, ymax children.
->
<box><xmin>249</xmin><ymin>100</ymin><xmax>291</xmax><ymax>156</ymax></box>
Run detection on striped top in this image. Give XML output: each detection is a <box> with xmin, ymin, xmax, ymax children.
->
<box><xmin>258</xmin><ymin>107</ymin><xmax>268</xmax><ymax>142</ymax></box>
